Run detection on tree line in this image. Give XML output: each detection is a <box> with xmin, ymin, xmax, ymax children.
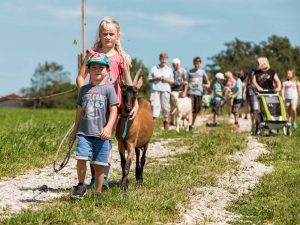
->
<box><xmin>22</xmin><ymin>35</ymin><xmax>300</xmax><ymax>108</ymax></box>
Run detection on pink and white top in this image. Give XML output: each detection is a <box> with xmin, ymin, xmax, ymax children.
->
<box><xmin>283</xmin><ymin>80</ymin><xmax>300</xmax><ymax>100</ymax></box>
<box><xmin>225</xmin><ymin>77</ymin><xmax>236</xmax><ymax>91</ymax></box>
<box><xmin>88</xmin><ymin>50</ymin><xmax>125</xmax><ymax>109</ymax></box>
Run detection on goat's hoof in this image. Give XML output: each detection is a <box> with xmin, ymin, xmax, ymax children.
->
<box><xmin>120</xmin><ymin>183</ymin><xmax>128</xmax><ymax>191</ymax></box>
<box><xmin>136</xmin><ymin>179</ymin><xmax>143</xmax><ymax>186</ymax></box>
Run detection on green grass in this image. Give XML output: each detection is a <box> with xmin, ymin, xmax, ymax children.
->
<box><xmin>228</xmin><ymin>120</ymin><xmax>300</xmax><ymax>225</ymax></box>
<box><xmin>0</xmin><ymin>110</ymin><xmax>247</xmax><ymax>224</ymax></box>
<box><xmin>0</xmin><ymin>108</ymin><xmax>75</xmax><ymax>178</ymax></box>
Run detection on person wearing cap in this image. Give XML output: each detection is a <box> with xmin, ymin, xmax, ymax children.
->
<box><xmin>70</xmin><ymin>52</ymin><xmax>119</xmax><ymax>199</ymax></box>
<box><xmin>184</xmin><ymin>56</ymin><xmax>210</xmax><ymax>128</ymax></box>
<box><xmin>209</xmin><ymin>72</ymin><xmax>225</xmax><ymax>126</ymax></box>
<box><xmin>170</xmin><ymin>58</ymin><xmax>188</xmax><ymax>125</ymax></box>
<box><xmin>148</xmin><ymin>52</ymin><xmax>174</xmax><ymax>130</ymax></box>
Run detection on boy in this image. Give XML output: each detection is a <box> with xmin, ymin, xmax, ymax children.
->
<box><xmin>231</xmin><ymin>71</ymin><xmax>243</xmax><ymax>128</ymax></box>
<box><xmin>70</xmin><ymin>52</ymin><xmax>118</xmax><ymax>199</ymax></box>
<box><xmin>210</xmin><ymin>72</ymin><xmax>225</xmax><ymax>126</ymax></box>
<box><xmin>201</xmin><ymin>89</ymin><xmax>212</xmax><ymax>117</ymax></box>
<box><xmin>183</xmin><ymin>57</ymin><xmax>210</xmax><ymax>129</ymax></box>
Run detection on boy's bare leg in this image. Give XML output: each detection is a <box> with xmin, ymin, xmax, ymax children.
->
<box><xmin>77</xmin><ymin>160</ymin><xmax>87</xmax><ymax>184</ymax></box>
<box><xmin>94</xmin><ymin>164</ymin><xmax>105</xmax><ymax>193</ymax></box>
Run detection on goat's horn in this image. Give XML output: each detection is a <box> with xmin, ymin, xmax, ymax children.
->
<box><xmin>133</xmin><ymin>68</ymin><xmax>142</xmax><ymax>85</ymax></box>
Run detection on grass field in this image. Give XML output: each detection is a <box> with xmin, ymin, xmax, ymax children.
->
<box><xmin>228</xmin><ymin>119</ymin><xmax>300</xmax><ymax>225</ymax></box>
<box><xmin>0</xmin><ymin>108</ymin><xmax>75</xmax><ymax>178</ymax></box>
<box><xmin>0</xmin><ymin>108</ymin><xmax>247</xmax><ymax>224</ymax></box>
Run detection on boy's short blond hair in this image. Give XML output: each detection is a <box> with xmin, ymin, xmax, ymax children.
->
<box><xmin>224</xmin><ymin>71</ymin><xmax>233</xmax><ymax>78</ymax></box>
<box><xmin>257</xmin><ymin>57</ymin><xmax>270</xmax><ymax>71</ymax></box>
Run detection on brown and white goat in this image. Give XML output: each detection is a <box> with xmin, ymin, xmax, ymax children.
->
<box><xmin>115</xmin><ymin>71</ymin><xmax>155</xmax><ymax>190</ymax></box>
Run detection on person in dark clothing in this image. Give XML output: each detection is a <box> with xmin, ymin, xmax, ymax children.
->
<box><xmin>252</xmin><ymin>57</ymin><xmax>281</xmax><ymax>134</ymax></box>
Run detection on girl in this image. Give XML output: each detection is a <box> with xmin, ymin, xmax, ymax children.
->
<box><xmin>224</xmin><ymin>71</ymin><xmax>236</xmax><ymax>117</ymax></box>
<box><xmin>76</xmin><ymin>17</ymin><xmax>138</xmax><ymax>189</ymax></box>
<box><xmin>282</xmin><ymin>70</ymin><xmax>300</xmax><ymax>128</ymax></box>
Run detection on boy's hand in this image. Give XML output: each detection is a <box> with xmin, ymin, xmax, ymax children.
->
<box><xmin>100</xmin><ymin>126</ymin><xmax>112</xmax><ymax>140</ymax></box>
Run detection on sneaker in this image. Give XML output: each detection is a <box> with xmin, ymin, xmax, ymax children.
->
<box><xmin>88</xmin><ymin>177</ymin><xmax>96</xmax><ymax>189</ymax></box>
<box><xmin>71</xmin><ymin>184</ymin><xmax>87</xmax><ymax>200</ymax></box>
<box><xmin>102</xmin><ymin>176</ymin><xmax>109</xmax><ymax>190</ymax></box>
<box><xmin>292</xmin><ymin>122</ymin><xmax>298</xmax><ymax>129</ymax></box>
<box><xmin>163</xmin><ymin>121</ymin><xmax>169</xmax><ymax>130</ymax></box>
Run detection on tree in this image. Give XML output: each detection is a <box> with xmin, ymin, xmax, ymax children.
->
<box><xmin>22</xmin><ymin>62</ymin><xmax>77</xmax><ymax>108</ymax></box>
<box><xmin>206</xmin><ymin>35</ymin><xmax>300</xmax><ymax>80</ymax></box>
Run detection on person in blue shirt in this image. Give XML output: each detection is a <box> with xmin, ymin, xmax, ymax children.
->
<box><xmin>231</xmin><ymin>71</ymin><xmax>243</xmax><ymax>128</ymax></box>
<box><xmin>210</xmin><ymin>72</ymin><xmax>225</xmax><ymax>126</ymax></box>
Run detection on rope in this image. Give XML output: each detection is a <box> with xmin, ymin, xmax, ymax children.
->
<box><xmin>53</xmin><ymin>123</ymin><xmax>75</xmax><ymax>173</ymax></box>
<box><xmin>5</xmin><ymin>88</ymin><xmax>77</xmax><ymax>101</ymax></box>
<box><xmin>122</xmin><ymin>116</ymin><xmax>129</xmax><ymax>140</ymax></box>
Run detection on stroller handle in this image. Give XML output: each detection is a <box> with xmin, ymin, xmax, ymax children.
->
<box><xmin>255</xmin><ymin>89</ymin><xmax>278</xmax><ymax>96</ymax></box>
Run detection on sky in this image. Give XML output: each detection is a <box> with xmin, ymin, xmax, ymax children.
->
<box><xmin>0</xmin><ymin>0</ymin><xmax>300</xmax><ymax>96</ymax></box>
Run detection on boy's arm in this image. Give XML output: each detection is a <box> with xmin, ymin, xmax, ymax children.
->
<box><xmin>203</xmin><ymin>75</ymin><xmax>211</xmax><ymax>89</ymax></box>
<box><xmin>232</xmin><ymin>87</ymin><xmax>241</xmax><ymax>99</ymax></box>
<box><xmin>100</xmin><ymin>105</ymin><xmax>118</xmax><ymax>140</ymax></box>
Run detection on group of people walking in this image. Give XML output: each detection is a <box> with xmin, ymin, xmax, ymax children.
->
<box><xmin>70</xmin><ymin>16</ymin><xmax>299</xmax><ymax>200</ymax></box>
<box><xmin>148</xmin><ymin>54</ymin><xmax>300</xmax><ymax>132</ymax></box>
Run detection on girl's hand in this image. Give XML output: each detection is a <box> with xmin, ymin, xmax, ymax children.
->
<box><xmin>129</xmin><ymin>100</ymin><xmax>139</xmax><ymax>120</ymax></box>
<box><xmin>100</xmin><ymin>126</ymin><xmax>112</xmax><ymax>140</ymax></box>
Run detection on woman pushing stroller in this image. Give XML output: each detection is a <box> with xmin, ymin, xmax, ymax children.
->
<box><xmin>252</xmin><ymin>57</ymin><xmax>282</xmax><ymax>134</ymax></box>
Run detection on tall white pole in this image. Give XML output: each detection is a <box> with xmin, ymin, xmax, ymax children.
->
<box><xmin>81</xmin><ymin>0</ymin><xmax>85</xmax><ymax>61</ymax></box>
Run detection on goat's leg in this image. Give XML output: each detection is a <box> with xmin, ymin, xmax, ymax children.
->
<box><xmin>118</xmin><ymin>142</ymin><xmax>127</xmax><ymax>185</ymax></box>
<box><xmin>120</xmin><ymin>143</ymin><xmax>135</xmax><ymax>191</ymax></box>
<box><xmin>176</xmin><ymin>115</ymin><xmax>181</xmax><ymax>132</ymax></box>
<box><xmin>135</xmin><ymin>148</ymin><xmax>142</xmax><ymax>185</ymax></box>
<box><xmin>138</xmin><ymin>143</ymin><xmax>148</xmax><ymax>185</ymax></box>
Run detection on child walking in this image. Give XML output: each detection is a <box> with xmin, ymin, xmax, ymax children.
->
<box><xmin>76</xmin><ymin>17</ymin><xmax>138</xmax><ymax>189</ymax></box>
<box><xmin>201</xmin><ymin>89</ymin><xmax>212</xmax><ymax>117</ymax></box>
<box><xmin>209</xmin><ymin>72</ymin><xmax>225</xmax><ymax>126</ymax></box>
<box><xmin>71</xmin><ymin>52</ymin><xmax>118</xmax><ymax>199</ymax></box>
<box><xmin>231</xmin><ymin>71</ymin><xmax>243</xmax><ymax>128</ymax></box>
<box><xmin>282</xmin><ymin>70</ymin><xmax>300</xmax><ymax>128</ymax></box>
<box><xmin>183</xmin><ymin>56</ymin><xmax>210</xmax><ymax>129</ymax></box>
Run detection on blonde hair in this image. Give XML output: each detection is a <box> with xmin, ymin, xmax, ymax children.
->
<box><xmin>224</xmin><ymin>71</ymin><xmax>233</xmax><ymax>79</ymax></box>
<box><xmin>287</xmin><ymin>70</ymin><xmax>297</xmax><ymax>81</ymax></box>
<box><xmin>256</xmin><ymin>57</ymin><xmax>270</xmax><ymax>71</ymax></box>
<box><xmin>93</xmin><ymin>17</ymin><xmax>131</xmax><ymax>76</ymax></box>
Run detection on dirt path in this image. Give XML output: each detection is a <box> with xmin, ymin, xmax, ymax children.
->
<box><xmin>0</xmin><ymin>117</ymin><xmax>205</xmax><ymax>216</ymax></box>
<box><xmin>175</xmin><ymin>117</ymin><xmax>273</xmax><ymax>225</ymax></box>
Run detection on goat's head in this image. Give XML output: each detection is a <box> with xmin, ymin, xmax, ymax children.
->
<box><xmin>119</xmin><ymin>69</ymin><xmax>143</xmax><ymax>114</ymax></box>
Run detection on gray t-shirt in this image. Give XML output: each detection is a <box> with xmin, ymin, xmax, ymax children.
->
<box><xmin>171</xmin><ymin>68</ymin><xmax>188</xmax><ymax>92</ymax></box>
<box><xmin>187</xmin><ymin>68</ymin><xmax>208</xmax><ymax>96</ymax></box>
<box><xmin>77</xmin><ymin>84</ymin><xmax>119</xmax><ymax>137</ymax></box>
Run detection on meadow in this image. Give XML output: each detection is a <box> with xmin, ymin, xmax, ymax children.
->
<box><xmin>0</xmin><ymin>108</ymin><xmax>299</xmax><ymax>224</ymax></box>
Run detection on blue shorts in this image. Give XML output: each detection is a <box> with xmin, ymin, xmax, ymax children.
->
<box><xmin>76</xmin><ymin>135</ymin><xmax>111</xmax><ymax>166</ymax></box>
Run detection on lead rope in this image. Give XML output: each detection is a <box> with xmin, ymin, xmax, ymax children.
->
<box><xmin>121</xmin><ymin>116</ymin><xmax>129</xmax><ymax>140</ymax></box>
<box><xmin>53</xmin><ymin>123</ymin><xmax>75</xmax><ymax>173</ymax></box>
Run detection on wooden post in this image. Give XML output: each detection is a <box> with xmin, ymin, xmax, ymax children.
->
<box><xmin>81</xmin><ymin>0</ymin><xmax>85</xmax><ymax>61</ymax></box>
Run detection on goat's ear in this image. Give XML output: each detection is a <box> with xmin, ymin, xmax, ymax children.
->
<box><xmin>136</xmin><ymin>76</ymin><xmax>143</xmax><ymax>90</ymax></box>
